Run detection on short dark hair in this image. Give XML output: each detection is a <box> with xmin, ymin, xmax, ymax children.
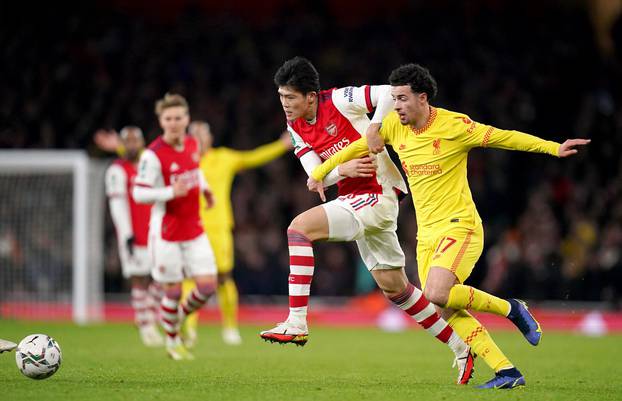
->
<box><xmin>274</xmin><ymin>56</ymin><xmax>320</xmax><ymax>94</ymax></box>
<box><xmin>389</xmin><ymin>63</ymin><xmax>438</xmax><ymax>100</ymax></box>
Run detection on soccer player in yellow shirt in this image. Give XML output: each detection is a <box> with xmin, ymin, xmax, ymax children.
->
<box><xmin>182</xmin><ymin>121</ymin><xmax>292</xmax><ymax>346</ymax></box>
<box><xmin>308</xmin><ymin>63</ymin><xmax>589</xmax><ymax>389</ymax></box>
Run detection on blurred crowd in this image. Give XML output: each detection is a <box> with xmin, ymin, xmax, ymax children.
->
<box><xmin>1</xmin><ymin>1</ymin><xmax>621</xmax><ymax>306</ymax></box>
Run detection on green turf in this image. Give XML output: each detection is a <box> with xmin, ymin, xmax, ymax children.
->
<box><xmin>0</xmin><ymin>320</ymin><xmax>620</xmax><ymax>401</ymax></box>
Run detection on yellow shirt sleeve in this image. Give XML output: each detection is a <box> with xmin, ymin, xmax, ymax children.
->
<box><xmin>463</xmin><ymin>120</ymin><xmax>561</xmax><ymax>157</ymax></box>
<box><xmin>310</xmin><ymin>137</ymin><xmax>370</xmax><ymax>181</ymax></box>
<box><xmin>232</xmin><ymin>140</ymin><xmax>289</xmax><ymax>171</ymax></box>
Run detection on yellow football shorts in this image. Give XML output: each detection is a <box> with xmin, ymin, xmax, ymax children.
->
<box><xmin>204</xmin><ymin>226</ymin><xmax>234</xmax><ymax>274</ymax></box>
<box><xmin>416</xmin><ymin>223</ymin><xmax>484</xmax><ymax>288</ymax></box>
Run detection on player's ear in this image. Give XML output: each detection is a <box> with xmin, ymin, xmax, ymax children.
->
<box><xmin>306</xmin><ymin>91</ymin><xmax>317</xmax><ymax>103</ymax></box>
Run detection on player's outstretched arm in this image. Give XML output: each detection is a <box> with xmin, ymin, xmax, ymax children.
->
<box><xmin>307</xmin><ymin>156</ymin><xmax>377</xmax><ymax>203</ymax></box>
<box><xmin>235</xmin><ymin>131</ymin><xmax>293</xmax><ymax>171</ymax></box>
<box><xmin>465</xmin><ymin>119</ymin><xmax>569</xmax><ymax>157</ymax></box>
<box><xmin>311</xmin><ymin>137</ymin><xmax>370</xmax><ymax>182</ymax></box>
<box><xmin>337</xmin><ymin>156</ymin><xmax>377</xmax><ymax>178</ymax></box>
<box><xmin>558</xmin><ymin>138</ymin><xmax>591</xmax><ymax>157</ymax></box>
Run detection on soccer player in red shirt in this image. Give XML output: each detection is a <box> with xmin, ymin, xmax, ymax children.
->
<box><xmin>134</xmin><ymin>94</ymin><xmax>217</xmax><ymax>360</ymax></box>
<box><xmin>105</xmin><ymin>126</ymin><xmax>164</xmax><ymax>347</ymax></box>
<box><xmin>259</xmin><ymin>57</ymin><xmax>474</xmax><ymax>384</ymax></box>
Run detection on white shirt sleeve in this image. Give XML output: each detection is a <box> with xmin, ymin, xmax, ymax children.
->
<box><xmin>332</xmin><ymin>85</ymin><xmax>373</xmax><ymax>115</ymax></box>
<box><xmin>369</xmin><ymin>85</ymin><xmax>393</xmax><ymax>123</ymax></box>
<box><xmin>109</xmin><ymin>197</ymin><xmax>133</xmax><ymax>241</ymax></box>
<box><xmin>105</xmin><ymin>164</ymin><xmax>133</xmax><ymax>240</ymax></box>
<box><xmin>288</xmin><ymin>125</ymin><xmax>313</xmax><ymax>159</ymax></box>
<box><xmin>289</xmin><ymin>126</ymin><xmax>343</xmax><ymax>187</ymax></box>
<box><xmin>105</xmin><ymin>164</ymin><xmax>127</xmax><ymax>197</ymax></box>
<box><xmin>332</xmin><ymin>85</ymin><xmax>393</xmax><ymax>122</ymax></box>
<box><xmin>133</xmin><ymin>149</ymin><xmax>174</xmax><ymax>204</ymax></box>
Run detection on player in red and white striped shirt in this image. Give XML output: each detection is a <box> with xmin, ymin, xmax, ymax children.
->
<box><xmin>105</xmin><ymin>126</ymin><xmax>164</xmax><ymax>347</ymax></box>
<box><xmin>134</xmin><ymin>94</ymin><xmax>217</xmax><ymax>360</ymax></box>
<box><xmin>259</xmin><ymin>57</ymin><xmax>474</xmax><ymax>384</ymax></box>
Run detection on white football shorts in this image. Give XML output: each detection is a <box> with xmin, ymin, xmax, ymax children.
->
<box><xmin>322</xmin><ymin>191</ymin><xmax>405</xmax><ymax>270</ymax></box>
<box><xmin>151</xmin><ymin>233</ymin><xmax>217</xmax><ymax>283</ymax></box>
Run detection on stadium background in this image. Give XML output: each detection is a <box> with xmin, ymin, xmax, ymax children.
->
<box><xmin>1</xmin><ymin>0</ymin><xmax>621</xmax><ymax>318</ymax></box>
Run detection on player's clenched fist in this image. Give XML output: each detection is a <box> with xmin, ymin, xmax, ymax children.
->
<box><xmin>366</xmin><ymin>123</ymin><xmax>385</xmax><ymax>154</ymax></box>
<box><xmin>203</xmin><ymin>188</ymin><xmax>215</xmax><ymax>209</ymax></box>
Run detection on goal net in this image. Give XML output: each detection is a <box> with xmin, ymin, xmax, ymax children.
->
<box><xmin>0</xmin><ymin>150</ymin><xmax>104</xmax><ymax>324</ymax></box>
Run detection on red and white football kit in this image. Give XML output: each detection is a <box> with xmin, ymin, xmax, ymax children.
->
<box><xmin>288</xmin><ymin>85</ymin><xmax>408</xmax><ymax>273</ymax></box>
<box><xmin>105</xmin><ymin>158</ymin><xmax>152</xmax><ymax>278</ymax></box>
<box><xmin>134</xmin><ymin>135</ymin><xmax>216</xmax><ymax>283</ymax></box>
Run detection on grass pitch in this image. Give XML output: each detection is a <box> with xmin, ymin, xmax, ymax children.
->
<box><xmin>0</xmin><ymin>320</ymin><xmax>620</xmax><ymax>401</ymax></box>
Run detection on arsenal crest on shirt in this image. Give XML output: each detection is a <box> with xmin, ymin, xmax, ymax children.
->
<box><xmin>325</xmin><ymin>122</ymin><xmax>337</xmax><ymax>136</ymax></box>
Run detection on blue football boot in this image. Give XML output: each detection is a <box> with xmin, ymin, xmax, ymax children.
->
<box><xmin>477</xmin><ymin>367</ymin><xmax>526</xmax><ymax>389</ymax></box>
<box><xmin>507</xmin><ymin>299</ymin><xmax>542</xmax><ymax>346</ymax></box>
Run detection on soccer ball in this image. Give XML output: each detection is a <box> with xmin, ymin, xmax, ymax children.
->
<box><xmin>15</xmin><ymin>334</ymin><xmax>62</xmax><ymax>380</ymax></box>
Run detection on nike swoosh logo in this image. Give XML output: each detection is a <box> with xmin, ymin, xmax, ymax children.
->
<box><xmin>494</xmin><ymin>378</ymin><xmax>522</xmax><ymax>389</ymax></box>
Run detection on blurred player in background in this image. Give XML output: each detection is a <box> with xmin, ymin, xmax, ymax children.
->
<box><xmin>105</xmin><ymin>126</ymin><xmax>164</xmax><ymax>347</ymax></box>
<box><xmin>309</xmin><ymin>63</ymin><xmax>590</xmax><ymax>389</ymax></box>
<box><xmin>181</xmin><ymin>121</ymin><xmax>292</xmax><ymax>346</ymax></box>
<box><xmin>0</xmin><ymin>339</ymin><xmax>16</xmax><ymax>353</ymax></box>
<box><xmin>133</xmin><ymin>93</ymin><xmax>217</xmax><ymax>360</ymax></box>
<box><xmin>260</xmin><ymin>57</ymin><xmax>475</xmax><ymax>385</ymax></box>
<box><xmin>95</xmin><ymin>122</ymin><xmax>293</xmax><ymax>346</ymax></box>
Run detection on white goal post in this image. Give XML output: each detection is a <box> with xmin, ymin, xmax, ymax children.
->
<box><xmin>0</xmin><ymin>150</ymin><xmax>104</xmax><ymax>324</ymax></box>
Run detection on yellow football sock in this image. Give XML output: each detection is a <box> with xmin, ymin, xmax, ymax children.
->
<box><xmin>447</xmin><ymin>310</ymin><xmax>513</xmax><ymax>372</ymax></box>
<box><xmin>181</xmin><ymin>279</ymin><xmax>199</xmax><ymax>330</ymax></box>
<box><xmin>218</xmin><ymin>278</ymin><xmax>239</xmax><ymax>329</ymax></box>
<box><xmin>445</xmin><ymin>284</ymin><xmax>510</xmax><ymax>316</ymax></box>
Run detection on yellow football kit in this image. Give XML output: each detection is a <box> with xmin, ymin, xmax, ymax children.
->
<box><xmin>312</xmin><ymin>107</ymin><xmax>559</xmax><ymax>371</ymax></box>
<box><xmin>312</xmin><ymin>107</ymin><xmax>560</xmax><ymax>284</ymax></box>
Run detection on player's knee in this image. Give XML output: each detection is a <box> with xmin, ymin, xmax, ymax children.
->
<box><xmin>288</xmin><ymin>215</ymin><xmax>310</xmax><ymax>236</ymax></box>
<box><xmin>130</xmin><ymin>275</ymin><xmax>150</xmax><ymax>289</ymax></box>
<box><xmin>380</xmin><ymin>286</ymin><xmax>403</xmax><ymax>299</ymax></box>
<box><xmin>217</xmin><ymin>272</ymin><xmax>232</xmax><ymax>286</ymax></box>
<box><xmin>375</xmin><ymin>274</ymin><xmax>408</xmax><ymax>298</ymax></box>
<box><xmin>195</xmin><ymin>281</ymin><xmax>217</xmax><ymax>297</ymax></box>
<box><xmin>164</xmin><ymin>286</ymin><xmax>182</xmax><ymax>301</ymax></box>
<box><xmin>424</xmin><ymin>285</ymin><xmax>449</xmax><ymax>307</ymax></box>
